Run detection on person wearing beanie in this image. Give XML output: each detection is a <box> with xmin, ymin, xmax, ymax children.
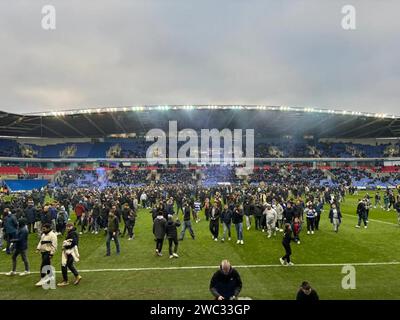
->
<box><xmin>6</xmin><ymin>218</ymin><xmax>30</xmax><ymax>276</ymax></box>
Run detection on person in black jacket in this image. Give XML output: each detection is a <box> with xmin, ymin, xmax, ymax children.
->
<box><xmin>153</xmin><ymin>213</ymin><xmax>167</xmax><ymax>256</ymax></box>
<box><xmin>166</xmin><ymin>215</ymin><xmax>180</xmax><ymax>258</ymax></box>
<box><xmin>296</xmin><ymin>281</ymin><xmax>319</xmax><ymax>301</ymax></box>
<box><xmin>232</xmin><ymin>205</ymin><xmax>244</xmax><ymax>245</ymax></box>
<box><xmin>179</xmin><ymin>202</ymin><xmax>195</xmax><ymax>240</ymax></box>
<box><xmin>210</xmin><ymin>259</ymin><xmax>242</xmax><ymax>300</ymax></box>
<box><xmin>121</xmin><ymin>203</ymin><xmax>136</xmax><ymax>240</ymax></box>
<box><xmin>280</xmin><ymin>223</ymin><xmax>295</xmax><ymax>266</ymax></box>
<box><xmin>24</xmin><ymin>201</ymin><xmax>36</xmax><ymax>234</ymax></box>
<box><xmin>106</xmin><ymin>206</ymin><xmax>120</xmax><ymax>256</ymax></box>
<box><xmin>283</xmin><ymin>202</ymin><xmax>295</xmax><ymax>225</ymax></box>
<box><xmin>356</xmin><ymin>199</ymin><xmax>368</xmax><ymax>229</ymax></box>
<box><xmin>220</xmin><ymin>204</ymin><xmax>232</xmax><ymax>242</ymax></box>
<box><xmin>254</xmin><ymin>202</ymin><xmax>263</xmax><ymax>231</ymax></box>
<box><xmin>209</xmin><ymin>203</ymin><xmax>220</xmax><ymax>241</ymax></box>
<box><xmin>57</xmin><ymin>223</ymin><xmax>82</xmax><ymax>286</ymax></box>
<box><xmin>6</xmin><ymin>218</ymin><xmax>30</xmax><ymax>276</ymax></box>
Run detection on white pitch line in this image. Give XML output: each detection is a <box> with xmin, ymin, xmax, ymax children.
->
<box><xmin>342</xmin><ymin>213</ymin><xmax>399</xmax><ymax>226</ymax></box>
<box><xmin>1</xmin><ymin>261</ymin><xmax>399</xmax><ymax>275</ymax></box>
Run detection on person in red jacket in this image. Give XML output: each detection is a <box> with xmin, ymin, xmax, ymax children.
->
<box><xmin>74</xmin><ymin>202</ymin><xmax>85</xmax><ymax>228</ymax></box>
<box><xmin>292</xmin><ymin>217</ymin><xmax>301</xmax><ymax>244</ymax></box>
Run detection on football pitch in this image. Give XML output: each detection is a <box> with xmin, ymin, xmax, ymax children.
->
<box><xmin>1</xmin><ymin>191</ymin><xmax>399</xmax><ymax>300</ymax></box>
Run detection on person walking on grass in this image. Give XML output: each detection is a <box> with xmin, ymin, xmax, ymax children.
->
<box><xmin>179</xmin><ymin>202</ymin><xmax>195</xmax><ymax>240</ymax></box>
<box><xmin>56</xmin><ymin>206</ymin><xmax>68</xmax><ymax>236</ymax></box>
<box><xmin>35</xmin><ymin>223</ymin><xmax>57</xmax><ymax>287</ymax></box>
<box><xmin>374</xmin><ymin>192</ymin><xmax>382</xmax><ymax>209</ymax></box>
<box><xmin>304</xmin><ymin>204</ymin><xmax>316</xmax><ymax>235</ymax></box>
<box><xmin>280</xmin><ymin>223</ymin><xmax>295</xmax><ymax>266</ymax></box>
<box><xmin>166</xmin><ymin>215</ymin><xmax>180</xmax><ymax>259</ymax></box>
<box><xmin>274</xmin><ymin>201</ymin><xmax>284</xmax><ymax>232</ymax></box>
<box><xmin>232</xmin><ymin>205</ymin><xmax>244</xmax><ymax>245</ymax></box>
<box><xmin>193</xmin><ymin>198</ymin><xmax>201</xmax><ymax>223</ymax></box>
<box><xmin>153</xmin><ymin>212</ymin><xmax>167</xmax><ymax>256</ymax></box>
<box><xmin>254</xmin><ymin>201</ymin><xmax>263</xmax><ymax>231</ymax></box>
<box><xmin>314</xmin><ymin>201</ymin><xmax>323</xmax><ymax>231</ymax></box>
<box><xmin>292</xmin><ymin>217</ymin><xmax>301</xmax><ymax>244</ymax></box>
<box><xmin>122</xmin><ymin>203</ymin><xmax>136</xmax><ymax>240</ymax></box>
<box><xmin>220</xmin><ymin>204</ymin><xmax>232</xmax><ymax>242</ymax></box>
<box><xmin>264</xmin><ymin>204</ymin><xmax>277</xmax><ymax>238</ymax></box>
<box><xmin>209</xmin><ymin>202</ymin><xmax>220</xmax><ymax>241</ymax></box>
<box><xmin>329</xmin><ymin>203</ymin><xmax>342</xmax><ymax>233</ymax></box>
<box><xmin>57</xmin><ymin>223</ymin><xmax>82</xmax><ymax>287</ymax></box>
<box><xmin>3</xmin><ymin>208</ymin><xmax>18</xmax><ymax>255</ymax></box>
<box><xmin>384</xmin><ymin>192</ymin><xmax>390</xmax><ymax>211</ymax></box>
<box><xmin>6</xmin><ymin>218</ymin><xmax>30</xmax><ymax>276</ymax></box>
<box><xmin>356</xmin><ymin>199</ymin><xmax>368</xmax><ymax>229</ymax></box>
<box><xmin>105</xmin><ymin>206</ymin><xmax>120</xmax><ymax>256</ymax></box>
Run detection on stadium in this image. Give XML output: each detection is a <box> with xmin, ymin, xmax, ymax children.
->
<box><xmin>1</xmin><ymin>105</ymin><xmax>400</xmax><ymax>300</ymax></box>
<box><xmin>1</xmin><ymin>0</ymin><xmax>400</xmax><ymax>306</ymax></box>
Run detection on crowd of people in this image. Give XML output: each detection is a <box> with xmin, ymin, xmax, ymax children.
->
<box><xmin>1</xmin><ymin>169</ymin><xmax>400</xmax><ymax>295</ymax></box>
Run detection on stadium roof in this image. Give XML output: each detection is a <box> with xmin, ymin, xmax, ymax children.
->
<box><xmin>1</xmin><ymin>105</ymin><xmax>400</xmax><ymax>139</ymax></box>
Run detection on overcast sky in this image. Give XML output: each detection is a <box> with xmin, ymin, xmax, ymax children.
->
<box><xmin>0</xmin><ymin>0</ymin><xmax>399</xmax><ymax>115</ymax></box>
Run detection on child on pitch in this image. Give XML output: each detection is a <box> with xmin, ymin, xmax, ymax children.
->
<box><xmin>292</xmin><ymin>217</ymin><xmax>301</xmax><ymax>244</ymax></box>
<box><xmin>193</xmin><ymin>198</ymin><xmax>201</xmax><ymax>223</ymax></box>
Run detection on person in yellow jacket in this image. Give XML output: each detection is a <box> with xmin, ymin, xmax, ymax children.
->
<box><xmin>35</xmin><ymin>223</ymin><xmax>57</xmax><ymax>287</ymax></box>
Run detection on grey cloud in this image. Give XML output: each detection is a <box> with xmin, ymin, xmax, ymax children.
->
<box><xmin>0</xmin><ymin>0</ymin><xmax>399</xmax><ymax>114</ymax></box>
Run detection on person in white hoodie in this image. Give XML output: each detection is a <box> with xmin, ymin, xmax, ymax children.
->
<box><xmin>273</xmin><ymin>200</ymin><xmax>284</xmax><ymax>232</ymax></box>
<box><xmin>264</xmin><ymin>204</ymin><xmax>277</xmax><ymax>238</ymax></box>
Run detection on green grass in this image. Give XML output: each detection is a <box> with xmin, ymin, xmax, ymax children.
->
<box><xmin>1</xmin><ymin>191</ymin><xmax>399</xmax><ymax>300</ymax></box>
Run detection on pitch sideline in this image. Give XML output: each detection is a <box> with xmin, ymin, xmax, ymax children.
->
<box><xmin>342</xmin><ymin>213</ymin><xmax>398</xmax><ymax>226</ymax></box>
<box><xmin>1</xmin><ymin>261</ymin><xmax>399</xmax><ymax>275</ymax></box>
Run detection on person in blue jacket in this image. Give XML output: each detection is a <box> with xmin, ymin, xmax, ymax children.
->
<box><xmin>6</xmin><ymin>218</ymin><xmax>30</xmax><ymax>276</ymax></box>
<box><xmin>3</xmin><ymin>208</ymin><xmax>18</xmax><ymax>254</ymax></box>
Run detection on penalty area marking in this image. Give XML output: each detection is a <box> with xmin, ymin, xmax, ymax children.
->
<box><xmin>1</xmin><ymin>261</ymin><xmax>399</xmax><ymax>275</ymax></box>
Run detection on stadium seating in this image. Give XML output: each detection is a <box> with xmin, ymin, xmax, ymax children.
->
<box><xmin>1</xmin><ymin>137</ymin><xmax>400</xmax><ymax>159</ymax></box>
<box><xmin>0</xmin><ymin>166</ymin><xmax>23</xmax><ymax>174</ymax></box>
